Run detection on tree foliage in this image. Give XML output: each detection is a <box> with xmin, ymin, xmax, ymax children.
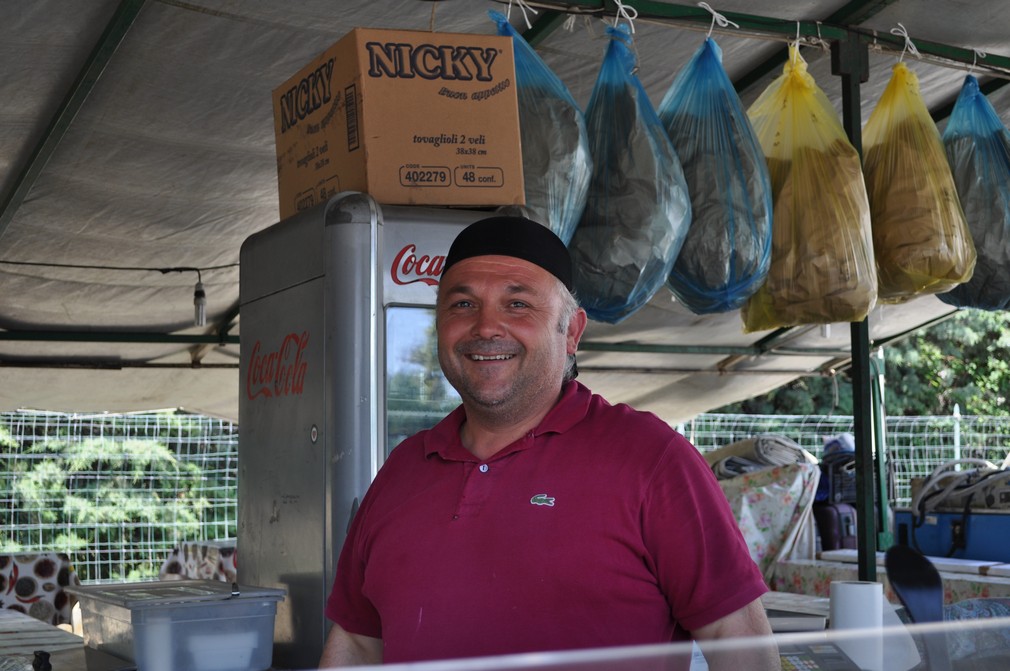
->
<box><xmin>715</xmin><ymin>309</ymin><xmax>1010</xmax><ymax>416</ymax></box>
<box><xmin>885</xmin><ymin>309</ymin><xmax>1010</xmax><ymax>415</ymax></box>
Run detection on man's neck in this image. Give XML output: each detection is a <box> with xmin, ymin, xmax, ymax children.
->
<box><xmin>458</xmin><ymin>418</ymin><xmax>537</xmax><ymax>461</ymax></box>
<box><xmin>458</xmin><ymin>389</ymin><xmax>563</xmax><ymax>461</ymax></box>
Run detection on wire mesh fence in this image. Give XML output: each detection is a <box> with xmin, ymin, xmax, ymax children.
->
<box><xmin>3</xmin><ymin>408</ymin><xmax>1008</xmax><ymax>583</ymax></box>
<box><xmin>1</xmin><ymin>410</ymin><xmax>237</xmax><ymax>583</ymax></box>
<box><xmin>679</xmin><ymin>410</ymin><xmax>1010</xmax><ymax>509</ymax></box>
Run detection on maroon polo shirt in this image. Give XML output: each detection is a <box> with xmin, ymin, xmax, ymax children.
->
<box><xmin>326</xmin><ymin>381</ymin><xmax>766</xmax><ymax>663</ymax></box>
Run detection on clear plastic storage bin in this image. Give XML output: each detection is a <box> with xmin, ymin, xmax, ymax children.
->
<box><xmin>68</xmin><ymin>580</ymin><xmax>285</xmax><ymax>671</ymax></box>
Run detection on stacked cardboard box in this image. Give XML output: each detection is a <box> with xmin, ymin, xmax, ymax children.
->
<box><xmin>273</xmin><ymin>27</ymin><xmax>525</xmax><ymax>219</ymax></box>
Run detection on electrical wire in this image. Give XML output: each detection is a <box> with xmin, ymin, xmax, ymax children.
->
<box><xmin>0</xmin><ymin>259</ymin><xmax>238</xmax><ymax>274</ymax></box>
<box><xmin>917</xmin><ymin>470</ymin><xmax>1006</xmax><ymax>514</ymax></box>
<box><xmin>0</xmin><ymin>259</ymin><xmax>236</xmax><ymax>327</ymax></box>
<box><xmin>912</xmin><ymin>458</ymin><xmax>1010</xmax><ymax>521</ymax></box>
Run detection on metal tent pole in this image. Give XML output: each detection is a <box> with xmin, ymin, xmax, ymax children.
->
<box><xmin>831</xmin><ymin>33</ymin><xmax>877</xmax><ymax>583</ymax></box>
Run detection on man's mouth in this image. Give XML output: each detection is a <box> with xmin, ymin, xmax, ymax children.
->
<box><xmin>469</xmin><ymin>354</ymin><xmax>514</xmax><ymax>361</ymax></box>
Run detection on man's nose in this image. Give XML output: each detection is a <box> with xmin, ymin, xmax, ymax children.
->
<box><xmin>471</xmin><ymin>306</ymin><xmax>505</xmax><ymax>338</ymax></box>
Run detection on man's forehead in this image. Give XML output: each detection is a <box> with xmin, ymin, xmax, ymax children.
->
<box><xmin>441</xmin><ymin>255</ymin><xmax>556</xmax><ymax>286</ymax></box>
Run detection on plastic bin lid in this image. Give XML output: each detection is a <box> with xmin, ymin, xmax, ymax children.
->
<box><xmin>67</xmin><ymin>579</ymin><xmax>285</xmax><ymax>609</ymax></box>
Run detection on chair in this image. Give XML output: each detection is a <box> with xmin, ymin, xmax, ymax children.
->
<box><xmin>717</xmin><ymin>462</ymin><xmax>821</xmax><ymax>583</ymax></box>
<box><xmin>159</xmin><ymin>540</ymin><xmax>237</xmax><ymax>582</ymax></box>
<box><xmin>885</xmin><ymin>544</ymin><xmax>951</xmax><ymax>671</ymax></box>
<box><xmin>0</xmin><ymin>552</ymin><xmax>81</xmax><ymax>626</ymax></box>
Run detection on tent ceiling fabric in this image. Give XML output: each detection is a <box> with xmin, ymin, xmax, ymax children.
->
<box><xmin>1</xmin><ymin>0</ymin><xmax>1004</xmax><ymax>423</ymax></box>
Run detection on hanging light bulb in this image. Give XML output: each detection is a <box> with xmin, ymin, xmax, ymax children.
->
<box><xmin>194</xmin><ymin>279</ymin><xmax>207</xmax><ymax>327</ymax></box>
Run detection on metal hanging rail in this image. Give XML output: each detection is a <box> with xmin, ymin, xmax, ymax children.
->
<box><xmin>521</xmin><ymin>0</ymin><xmax>1010</xmax><ymax>75</ymax></box>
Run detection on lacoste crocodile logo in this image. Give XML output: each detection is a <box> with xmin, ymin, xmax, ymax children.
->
<box><xmin>530</xmin><ymin>493</ymin><xmax>555</xmax><ymax>507</ymax></box>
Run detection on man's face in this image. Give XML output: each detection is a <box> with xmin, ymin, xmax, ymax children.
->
<box><xmin>435</xmin><ymin>255</ymin><xmax>586</xmax><ymax>421</ymax></box>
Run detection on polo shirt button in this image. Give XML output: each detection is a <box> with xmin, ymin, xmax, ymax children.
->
<box><xmin>479</xmin><ymin>464</ymin><xmax>489</xmax><ymax>473</ymax></box>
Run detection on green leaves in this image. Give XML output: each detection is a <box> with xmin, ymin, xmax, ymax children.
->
<box><xmin>718</xmin><ymin>309</ymin><xmax>1010</xmax><ymax>416</ymax></box>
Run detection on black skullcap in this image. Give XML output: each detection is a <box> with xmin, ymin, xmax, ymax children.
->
<box><xmin>442</xmin><ymin>216</ymin><xmax>573</xmax><ymax>290</ymax></box>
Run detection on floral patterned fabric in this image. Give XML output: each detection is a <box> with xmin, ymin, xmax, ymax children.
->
<box><xmin>0</xmin><ymin>553</ymin><xmax>81</xmax><ymax>625</ymax></box>
<box><xmin>774</xmin><ymin>558</ymin><xmax>1010</xmax><ymax>605</ymax></box>
<box><xmin>718</xmin><ymin>462</ymin><xmax>821</xmax><ymax>583</ymax></box>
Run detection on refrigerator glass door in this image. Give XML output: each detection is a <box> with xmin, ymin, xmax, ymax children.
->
<box><xmin>385</xmin><ymin>306</ymin><xmax>459</xmax><ymax>454</ymax></box>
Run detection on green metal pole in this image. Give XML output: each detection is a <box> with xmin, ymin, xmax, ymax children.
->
<box><xmin>830</xmin><ymin>33</ymin><xmax>877</xmax><ymax>583</ymax></box>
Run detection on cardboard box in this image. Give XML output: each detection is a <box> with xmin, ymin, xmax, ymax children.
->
<box><xmin>68</xmin><ymin>580</ymin><xmax>285</xmax><ymax>671</ymax></box>
<box><xmin>273</xmin><ymin>27</ymin><xmax>525</xmax><ymax>219</ymax></box>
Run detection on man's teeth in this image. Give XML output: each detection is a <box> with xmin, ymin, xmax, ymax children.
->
<box><xmin>470</xmin><ymin>354</ymin><xmax>513</xmax><ymax>361</ymax></box>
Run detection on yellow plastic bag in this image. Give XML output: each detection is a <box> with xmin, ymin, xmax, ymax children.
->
<box><xmin>863</xmin><ymin>62</ymin><xmax>975</xmax><ymax>302</ymax></box>
<box><xmin>742</xmin><ymin>46</ymin><xmax>877</xmax><ymax>332</ymax></box>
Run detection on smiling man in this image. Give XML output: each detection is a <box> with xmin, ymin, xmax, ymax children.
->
<box><xmin>318</xmin><ymin>216</ymin><xmax>776</xmax><ymax>670</ymax></box>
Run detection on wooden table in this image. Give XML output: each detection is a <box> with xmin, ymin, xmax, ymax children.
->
<box><xmin>0</xmin><ymin>608</ymin><xmax>83</xmax><ymax>656</ymax></box>
<box><xmin>775</xmin><ymin>556</ymin><xmax>1010</xmax><ymax>604</ymax></box>
<box><xmin>0</xmin><ymin>609</ymin><xmax>135</xmax><ymax>670</ymax></box>
<box><xmin>762</xmin><ymin>589</ymin><xmax>831</xmax><ymax>617</ymax></box>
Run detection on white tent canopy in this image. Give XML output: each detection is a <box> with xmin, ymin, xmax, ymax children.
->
<box><xmin>2</xmin><ymin>0</ymin><xmax>1006</xmax><ymax>423</ymax></box>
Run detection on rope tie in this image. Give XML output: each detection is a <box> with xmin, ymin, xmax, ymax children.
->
<box><xmin>791</xmin><ymin>21</ymin><xmax>802</xmax><ymax>64</ymax></box>
<box><xmin>811</xmin><ymin>21</ymin><xmax>829</xmax><ymax>49</ymax></box>
<box><xmin>697</xmin><ymin>2</ymin><xmax>739</xmax><ymax>38</ymax></box>
<box><xmin>612</xmin><ymin>0</ymin><xmax>638</xmax><ymax>33</ymax></box>
<box><xmin>890</xmin><ymin>23</ymin><xmax>921</xmax><ymax>62</ymax></box>
<box><xmin>969</xmin><ymin>48</ymin><xmax>987</xmax><ymax>74</ymax></box>
<box><xmin>506</xmin><ymin>0</ymin><xmax>539</xmax><ymax>30</ymax></box>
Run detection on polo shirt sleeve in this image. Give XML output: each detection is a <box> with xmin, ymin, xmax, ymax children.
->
<box><xmin>325</xmin><ymin>486</ymin><xmax>382</xmax><ymax>638</ymax></box>
<box><xmin>641</xmin><ymin>433</ymin><xmax>768</xmax><ymax>633</ymax></box>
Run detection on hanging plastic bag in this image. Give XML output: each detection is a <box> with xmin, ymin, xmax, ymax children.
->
<box><xmin>657</xmin><ymin>37</ymin><xmax>772</xmax><ymax>314</ymax></box>
<box><xmin>938</xmin><ymin>74</ymin><xmax>1010</xmax><ymax>310</ymax></box>
<box><xmin>570</xmin><ymin>25</ymin><xmax>691</xmax><ymax>324</ymax></box>
<box><xmin>742</xmin><ymin>46</ymin><xmax>876</xmax><ymax>332</ymax></box>
<box><xmin>490</xmin><ymin>11</ymin><xmax>591</xmax><ymax>245</ymax></box>
<box><xmin>863</xmin><ymin>62</ymin><xmax>975</xmax><ymax>302</ymax></box>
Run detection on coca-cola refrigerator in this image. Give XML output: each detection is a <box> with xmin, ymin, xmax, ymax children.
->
<box><xmin>238</xmin><ymin>192</ymin><xmax>478</xmax><ymax>669</ymax></box>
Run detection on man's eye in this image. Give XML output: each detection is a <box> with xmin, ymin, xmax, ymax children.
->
<box><xmin>509</xmin><ymin>301</ymin><xmax>529</xmax><ymax>309</ymax></box>
<box><xmin>453</xmin><ymin>300</ymin><xmax>474</xmax><ymax>308</ymax></box>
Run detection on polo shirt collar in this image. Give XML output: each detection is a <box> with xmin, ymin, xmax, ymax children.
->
<box><xmin>423</xmin><ymin>381</ymin><xmax>593</xmax><ymax>461</ymax></box>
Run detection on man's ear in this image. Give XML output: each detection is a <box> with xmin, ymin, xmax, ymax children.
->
<box><xmin>566</xmin><ymin>308</ymin><xmax>588</xmax><ymax>355</ymax></box>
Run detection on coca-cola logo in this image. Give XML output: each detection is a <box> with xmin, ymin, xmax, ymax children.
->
<box><xmin>246</xmin><ymin>332</ymin><xmax>310</xmax><ymax>400</ymax></box>
<box><xmin>391</xmin><ymin>243</ymin><xmax>445</xmax><ymax>287</ymax></box>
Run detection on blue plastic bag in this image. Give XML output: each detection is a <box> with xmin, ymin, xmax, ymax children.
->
<box><xmin>939</xmin><ymin>74</ymin><xmax>1010</xmax><ymax>310</ymax></box>
<box><xmin>657</xmin><ymin>38</ymin><xmax>772</xmax><ymax>314</ymax></box>
<box><xmin>570</xmin><ymin>25</ymin><xmax>691</xmax><ymax>324</ymax></box>
<box><xmin>490</xmin><ymin>11</ymin><xmax>591</xmax><ymax>245</ymax></box>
